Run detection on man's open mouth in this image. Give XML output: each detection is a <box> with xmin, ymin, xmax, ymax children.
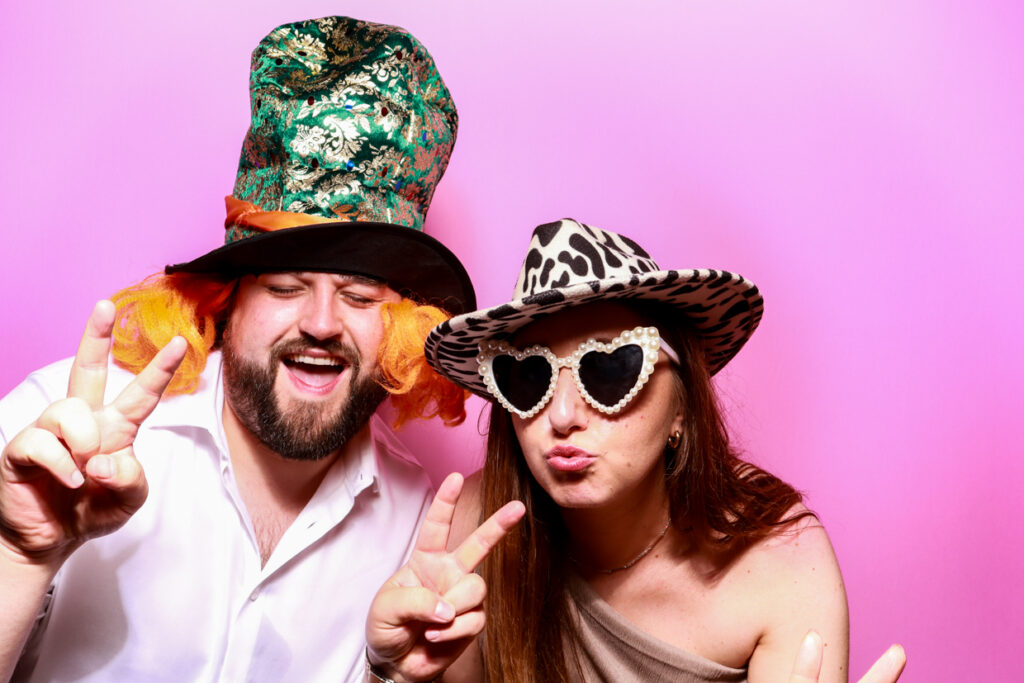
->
<box><xmin>281</xmin><ymin>353</ymin><xmax>348</xmax><ymax>390</ymax></box>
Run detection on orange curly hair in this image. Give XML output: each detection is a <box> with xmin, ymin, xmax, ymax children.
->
<box><xmin>110</xmin><ymin>272</ymin><xmax>467</xmax><ymax>428</ymax></box>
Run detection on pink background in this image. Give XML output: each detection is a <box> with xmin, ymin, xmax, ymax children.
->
<box><xmin>1</xmin><ymin>1</ymin><xmax>1020</xmax><ymax>680</ymax></box>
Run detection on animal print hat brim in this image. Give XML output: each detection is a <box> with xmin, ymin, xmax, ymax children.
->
<box><xmin>424</xmin><ymin>219</ymin><xmax>765</xmax><ymax>398</ymax></box>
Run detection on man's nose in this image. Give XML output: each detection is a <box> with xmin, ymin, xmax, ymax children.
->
<box><xmin>297</xmin><ymin>288</ymin><xmax>345</xmax><ymax>340</ymax></box>
<box><xmin>545</xmin><ymin>369</ymin><xmax>588</xmax><ymax>435</ymax></box>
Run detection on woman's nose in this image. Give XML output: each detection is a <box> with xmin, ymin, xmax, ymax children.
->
<box><xmin>545</xmin><ymin>369</ymin><xmax>588</xmax><ymax>435</ymax></box>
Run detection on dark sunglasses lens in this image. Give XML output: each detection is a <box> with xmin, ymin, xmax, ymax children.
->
<box><xmin>578</xmin><ymin>344</ymin><xmax>644</xmax><ymax>407</ymax></box>
<box><xmin>492</xmin><ymin>354</ymin><xmax>553</xmax><ymax>413</ymax></box>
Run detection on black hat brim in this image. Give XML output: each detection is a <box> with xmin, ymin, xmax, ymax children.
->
<box><xmin>165</xmin><ymin>222</ymin><xmax>476</xmax><ymax>315</ymax></box>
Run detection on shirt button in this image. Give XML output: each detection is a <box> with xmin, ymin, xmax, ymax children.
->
<box><xmin>249</xmin><ymin>588</ymin><xmax>261</xmax><ymax>602</ymax></box>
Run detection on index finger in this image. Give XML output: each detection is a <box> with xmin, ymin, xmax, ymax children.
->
<box><xmin>450</xmin><ymin>500</ymin><xmax>525</xmax><ymax>573</ymax></box>
<box><xmin>110</xmin><ymin>336</ymin><xmax>188</xmax><ymax>425</ymax></box>
<box><xmin>857</xmin><ymin>645</ymin><xmax>906</xmax><ymax>683</ymax></box>
<box><xmin>67</xmin><ymin>300</ymin><xmax>117</xmax><ymax>408</ymax></box>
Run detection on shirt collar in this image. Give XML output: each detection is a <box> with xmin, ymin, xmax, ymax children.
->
<box><xmin>143</xmin><ymin>351</ymin><xmax>226</xmax><ymax>442</ymax></box>
<box><xmin>147</xmin><ymin>351</ymin><xmax>391</xmax><ymax>504</ymax></box>
<box><xmin>292</xmin><ymin>413</ymin><xmax>395</xmax><ymax>532</ymax></box>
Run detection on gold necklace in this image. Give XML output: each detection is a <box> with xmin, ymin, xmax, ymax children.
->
<box><xmin>570</xmin><ymin>520</ymin><xmax>671</xmax><ymax>574</ymax></box>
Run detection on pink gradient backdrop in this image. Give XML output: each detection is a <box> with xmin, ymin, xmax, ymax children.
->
<box><xmin>1</xmin><ymin>2</ymin><xmax>1020</xmax><ymax>679</ymax></box>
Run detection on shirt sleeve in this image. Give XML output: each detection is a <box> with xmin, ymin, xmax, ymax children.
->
<box><xmin>0</xmin><ymin>358</ymin><xmax>75</xmax><ymax>447</ymax></box>
<box><xmin>0</xmin><ymin>358</ymin><xmax>74</xmax><ymax>678</ymax></box>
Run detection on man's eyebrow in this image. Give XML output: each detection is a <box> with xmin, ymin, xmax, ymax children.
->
<box><xmin>259</xmin><ymin>271</ymin><xmax>387</xmax><ymax>288</ymax></box>
<box><xmin>337</xmin><ymin>273</ymin><xmax>388</xmax><ymax>287</ymax></box>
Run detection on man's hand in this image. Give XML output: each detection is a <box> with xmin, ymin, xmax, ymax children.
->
<box><xmin>366</xmin><ymin>472</ymin><xmax>525</xmax><ymax>682</ymax></box>
<box><xmin>790</xmin><ymin>631</ymin><xmax>907</xmax><ymax>683</ymax></box>
<box><xmin>0</xmin><ymin>300</ymin><xmax>186</xmax><ymax>568</ymax></box>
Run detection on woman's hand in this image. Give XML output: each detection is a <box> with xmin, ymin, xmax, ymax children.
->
<box><xmin>365</xmin><ymin>472</ymin><xmax>524</xmax><ymax>682</ymax></box>
<box><xmin>790</xmin><ymin>631</ymin><xmax>907</xmax><ymax>683</ymax></box>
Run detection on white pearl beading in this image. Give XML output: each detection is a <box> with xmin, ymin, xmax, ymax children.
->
<box><xmin>477</xmin><ymin>326</ymin><xmax>667</xmax><ymax>419</ymax></box>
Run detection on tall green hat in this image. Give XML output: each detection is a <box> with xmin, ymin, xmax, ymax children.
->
<box><xmin>167</xmin><ymin>16</ymin><xmax>476</xmax><ymax>314</ymax></box>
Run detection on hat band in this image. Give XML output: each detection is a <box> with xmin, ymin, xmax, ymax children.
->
<box><xmin>224</xmin><ymin>196</ymin><xmax>337</xmax><ymax>233</ymax></box>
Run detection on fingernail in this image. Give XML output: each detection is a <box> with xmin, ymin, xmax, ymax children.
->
<box><xmin>90</xmin><ymin>456</ymin><xmax>113</xmax><ymax>479</ymax></box>
<box><xmin>434</xmin><ymin>600</ymin><xmax>455</xmax><ymax>621</ymax></box>
<box><xmin>424</xmin><ymin>629</ymin><xmax>441</xmax><ymax>641</ymax></box>
<box><xmin>70</xmin><ymin>469</ymin><xmax>85</xmax><ymax>487</ymax></box>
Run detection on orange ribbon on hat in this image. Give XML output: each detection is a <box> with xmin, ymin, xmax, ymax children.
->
<box><xmin>225</xmin><ymin>196</ymin><xmax>337</xmax><ymax>233</ymax></box>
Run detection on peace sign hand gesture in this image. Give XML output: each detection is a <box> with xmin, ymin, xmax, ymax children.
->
<box><xmin>0</xmin><ymin>300</ymin><xmax>186</xmax><ymax>568</ymax></box>
<box><xmin>366</xmin><ymin>472</ymin><xmax>525</xmax><ymax>683</ymax></box>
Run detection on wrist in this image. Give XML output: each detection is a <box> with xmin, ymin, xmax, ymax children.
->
<box><xmin>0</xmin><ymin>530</ymin><xmax>77</xmax><ymax>574</ymax></box>
<box><xmin>365</xmin><ymin>649</ymin><xmax>441</xmax><ymax>683</ymax></box>
<box><xmin>0</xmin><ymin>541</ymin><xmax>63</xmax><ymax>590</ymax></box>
<box><xmin>365</xmin><ymin>648</ymin><xmax>397</xmax><ymax>683</ymax></box>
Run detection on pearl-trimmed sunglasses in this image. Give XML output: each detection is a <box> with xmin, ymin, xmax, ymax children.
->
<box><xmin>477</xmin><ymin>326</ymin><xmax>680</xmax><ymax>419</ymax></box>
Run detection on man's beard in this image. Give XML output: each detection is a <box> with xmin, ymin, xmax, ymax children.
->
<box><xmin>221</xmin><ymin>335</ymin><xmax>388</xmax><ymax>461</ymax></box>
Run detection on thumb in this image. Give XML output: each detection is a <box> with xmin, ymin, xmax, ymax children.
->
<box><xmin>85</xmin><ymin>451</ymin><xmax>149</xmax><ymax>512</ymax></box>
<box><xmin>367</xmin><ymin>585</ymin><xmax>456</xmax><ymax>661</ymax></box>
<box><xmin>370</xmin><ymin>585</ymin><xmax>455</xmax><ymax>631</ymax></box>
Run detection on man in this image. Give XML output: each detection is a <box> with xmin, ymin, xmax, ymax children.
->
<box><xmin>0</xmin><ymin>16</ymin><xmax>474</xmax><ymax>682</ymax></box>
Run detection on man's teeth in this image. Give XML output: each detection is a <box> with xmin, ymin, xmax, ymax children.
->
<box><xmin>287</xmin><ymin>355</ymin><xmax>343</xmax><ymax>367</ymax></box>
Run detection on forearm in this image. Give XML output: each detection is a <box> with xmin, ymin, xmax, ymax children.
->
<box><xmin>0</xmin><ymin>545</ymin><xmax>60</xmax><ymax>683</ymax></box>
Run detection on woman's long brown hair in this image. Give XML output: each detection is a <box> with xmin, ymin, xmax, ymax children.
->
<box><xmin>478</xmin><ymin>306</ymin><xmax>812</xmax><ymax>682</ymax></box>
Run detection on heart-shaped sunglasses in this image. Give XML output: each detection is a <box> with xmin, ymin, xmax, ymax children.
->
<box><xmin>477</xmin><ymin>326</ymin><xmax>680</xmax><ymax>419</ymax></box>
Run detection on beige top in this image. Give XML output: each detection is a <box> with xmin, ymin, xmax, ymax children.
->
<box><xmin>566</xmin><ymin>576</ymin><xmax>748</xmax><ymax>682</ymax></box>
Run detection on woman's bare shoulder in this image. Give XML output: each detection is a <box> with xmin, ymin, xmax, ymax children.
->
<box><xmin>696</xmin><ymin>503</ymin><xmax>845</xmax><ymax>641</ymax></box>
<box><xmin>738</xmin><ymin>505</ymin><xmax>851</xmax><ymax>681</ymax></box>
<box><xmin>738</xmin><ymin>504</ymin><xmax>842</xmax><ymax>586</ymax></box>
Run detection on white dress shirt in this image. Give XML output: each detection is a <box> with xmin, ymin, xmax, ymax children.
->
<box><xmin>0</xmin><ymin>353</ymin><xmax>433</xmax><ymax>682</ymax></box>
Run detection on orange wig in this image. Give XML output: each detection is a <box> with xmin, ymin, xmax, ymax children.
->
<box><xmin>110</xmin><ymin>272</ymin><xmax>466</xmax><ymax>428</ymax></box>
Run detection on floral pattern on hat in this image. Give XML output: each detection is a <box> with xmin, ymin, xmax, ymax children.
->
<box><xmin>166</xmin><ymin>16</ymin><xmax>476</xmax><ymax>315</ymax></box>
<box><xmin>229</xmin><ymin>16</ymin><xmax>458</xmax><ymax>242</ymax></box>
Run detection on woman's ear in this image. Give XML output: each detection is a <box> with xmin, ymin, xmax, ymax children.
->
<box><xmin>671</xmin><ymin>401</ymin><xmax>685</xmax><ymax>437</ymax></box>
<box><xmin>665</xmin><ymin>406</ymin><xmax>685</xmax><ymax>450</ymax></box>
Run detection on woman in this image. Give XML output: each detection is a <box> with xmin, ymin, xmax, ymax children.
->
<box><xmin>365</xmin><ymin>219</ymin><xmax>905</xmax><ymax>682</ymax></box>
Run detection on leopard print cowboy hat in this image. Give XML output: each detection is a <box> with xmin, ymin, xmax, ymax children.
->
<box><xmin>424</xmin><ymin>218</ymin><xmax>764</xmax><ymax>397</ymax></box>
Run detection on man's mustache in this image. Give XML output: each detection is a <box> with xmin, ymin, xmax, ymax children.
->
<box><xmin>270</xmin><ymin>336</ymin><xmax>361</xmax><ymax>370</ymax></box>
